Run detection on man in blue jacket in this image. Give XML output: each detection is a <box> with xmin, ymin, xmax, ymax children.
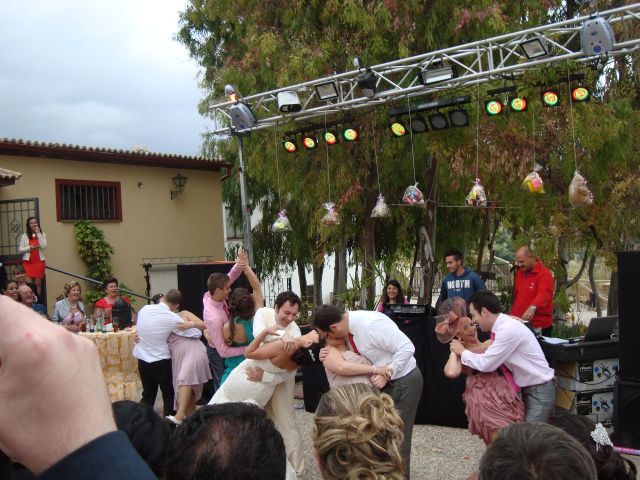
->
<box><xmin>436</xmin><ymin>248</ymin><xmax>486</xmax><ymax>307</ymax></box>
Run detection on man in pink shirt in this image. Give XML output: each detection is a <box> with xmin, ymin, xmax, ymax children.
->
<box><xmin>203</xmin><ymin>250</ymin><xmax>248</xmax><ymax>393</ymax></box>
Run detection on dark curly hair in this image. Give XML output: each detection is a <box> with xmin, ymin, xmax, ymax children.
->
<box><xmin>290</xmin><ymin>341</ymin><xmax>322</xmax><ymax>367</ymax></box>
<box><xmin>226</xmin><ymin>288</ymin><xmax>255</xmax><ymax>344</ymax></box>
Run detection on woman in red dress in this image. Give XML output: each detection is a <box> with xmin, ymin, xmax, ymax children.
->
<box><xmin>17</xmin><ymin>217</ymin><xmax>47</xmax><ymax>295</ymax></box>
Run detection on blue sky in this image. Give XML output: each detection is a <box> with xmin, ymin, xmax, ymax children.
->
<box><xmin>0</xmin><ymin>0</ymin><xmax>207</xmax><ymax>156</ymax></box>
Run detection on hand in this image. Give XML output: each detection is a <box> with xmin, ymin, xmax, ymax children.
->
<box><xmin>280</xmin><ymin>332</ymin><xmax>297</xmax><ymax>354</ymax></box>
<box><xmin>246</xmin><ymin>366</ymin><xmax>264</xmax><ymax>382</ymax></box>
<box><xmin>0</xmin><ymin>296</ymin><xmax>116</xmax><ymax>474</ymax></box>
<box><xmin>319</xmin><ymin>347</ymin><xmax>330</xmax><ymax>362</ymax></box>
<box><xmin>450</xmin><ymin>338</ymin><xmax>465</xmax><ymax>356</ymax></box>
<box><xmin>134</xmin><ymin>334</ymin><xmax>140</xmax><ymax>344</ymax></box>
<box><xmin>265</xmin><ymin>323</ymin><xmax>282</xmax><ymax>336</ymax></box>
<box><xmin>370</xmin><ymin>373</ymin><xmax>389</xmax><ymax>389</ymax></box>
<box><xmin>177</xmin><ymin>320</ymin><xmax>194</xmax><ymax>331</ymax></box>
<box><xmin>33</xmin><ymin>226</ymin><xmax>41</xmax><ymax>234</ymax></box>
<box><xmin>64</xmin><ymin>324</ymin><xmax>81</xmax><ymax>333</ymax></box>
<box><xmin>30</xmin><ymin>245</ymin><xmax>38</xmax><ymax>251</ymax></box>
<box><xmin>377</xmin><ymin>365</ymin><xmax>393</xmax><ymax>380</ymax></box>
<box><xmin>522</xmin><ymin>306</ymin><xmax>536</xmax><ymax>321</ymax></box>
<box><xmin>236</xmin><ymin>248</ymin><xmax>248</xmax><ymax>267</ymax></box>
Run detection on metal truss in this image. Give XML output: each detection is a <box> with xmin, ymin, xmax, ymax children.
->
<box><xmin>209</xmin><ymin>3</ymin><xmax>640</xmax><ymax>135</ymax></box>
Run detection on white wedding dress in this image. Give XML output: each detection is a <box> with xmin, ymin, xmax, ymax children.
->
<box><xmin>208</xmin><ymin>358</ymin><xmax>289</xmax><ymax>407</ymax></box>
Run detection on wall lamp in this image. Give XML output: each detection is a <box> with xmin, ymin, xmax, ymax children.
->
<box><xmin>171</xmin><ymin>173</ymin><xmax>188</xmax><ymax>200</ymax></box>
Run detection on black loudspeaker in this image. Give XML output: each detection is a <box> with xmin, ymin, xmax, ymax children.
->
<box><xmin>613</xmin><ymin>379</ymin><xmax>640</xmax><ymax>449</ymax></box>
<box><xmin>177</xmin><ymin>263</ymin><xmax>250</xmax><ymax>319</ymax></box>
<box><xmin>617</xmin><ymin>252</ymin><xmax>640</xmax><ymax>382</ymax></box>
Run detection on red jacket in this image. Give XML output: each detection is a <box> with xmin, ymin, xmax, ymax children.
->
<box><xmin>509</xmin><ymin>261</ymin><xmax>554</xmax><ymax>329</ymax></box>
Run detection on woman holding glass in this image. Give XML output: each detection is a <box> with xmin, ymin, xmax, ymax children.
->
<box><xmin>17</xmin><ymin>217</ymin><xmax>47</xmax><ymax>296</ymax></box>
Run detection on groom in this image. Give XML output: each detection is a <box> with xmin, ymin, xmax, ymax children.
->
<box><xmin>246</xmin><ymin>291</ymin><xmax>305</xmax><ymax>476</ymax></box>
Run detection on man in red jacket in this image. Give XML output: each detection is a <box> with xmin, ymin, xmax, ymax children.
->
<box><xmin>509</xmin><ymin>246</ymin><xmax>555</xmax><ymax>336</ymax></box>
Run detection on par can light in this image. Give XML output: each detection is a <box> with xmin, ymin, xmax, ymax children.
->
<box><xmin>282</xmin><ymin>139</ymin><xmax>298</xmax><ymax>153</ymax></box>
<box><xmin>571</xmin><ymin>86</ymin><xmax>591</xmax><ymax>103</ymax></box>
<box><xmin>389</xmin><ymin>120</ymin><xmax>408</xmax><ymax>137</ymax></box>
<box><xmin>302</xmin><ymin>134</ymin><xmax>318</xmax><ymax>150</ymax></box>
<box><xmin>509</xmin><ymin>97</ymin><xmax>528</xmax><ymax>112</ymax></box>
<box><xmin>343</xmin><ymin>128</ymin><xmax>359</xmax><ymax>141</ymax></box>
<box><xmin>324</xmin><ymin>131</ymin><xmax>338</xmax><ymax>145</ymax></box>
<box><xmin>484</xmin><ymin>100</ymin><xmax>503</xmax><ymax>116</ymax></box>
<box><xmin>541</xmin><ymin>89</ymin><xmax>560</xmax><ymax>107</ymax></box>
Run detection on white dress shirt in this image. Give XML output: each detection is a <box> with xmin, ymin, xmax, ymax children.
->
<box><xmin>133</xmin><ymin>302</ymin><xmax>184</xmax><ymax>363</ymax></box>
<box><xmin>460</xmin><ymin>313</ymin><xmax>554</xmax><ymax>387</ymax></box>
<box><xmin>348</xmin><ymin>310</ymin><xmax>416</xmax><ymax>380</ymax></box>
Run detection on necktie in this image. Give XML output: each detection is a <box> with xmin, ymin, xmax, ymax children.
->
<box><xmin>348</xmin><ymin>333</ymin><xmax>359</xmax><ymax>354</ymax></box>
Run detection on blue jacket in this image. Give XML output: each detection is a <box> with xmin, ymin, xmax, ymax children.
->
<box><xmin>438</xmin><ymin>267</ymin><xmax>486</xmax><ymax>304</ymax></box>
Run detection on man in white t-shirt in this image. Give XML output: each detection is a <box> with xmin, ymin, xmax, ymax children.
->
<box><xmin>133</xmin><ymin>289</ymin><xmax>190</xmax><ymax>417</ymax></box>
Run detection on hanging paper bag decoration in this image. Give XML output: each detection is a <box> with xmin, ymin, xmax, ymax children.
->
<box><xmin>522</xmin><ymin>163</ymin><xmax>545</xmax><ymax>194</ymax></box>
<box><xmin>568</xmin><ymin>170</ymin><xmax>594</xmax><ymax>208</ymax></box>
<box><xmin>466</xmin><ymin>178</ymin><xmax>488</xmax><ymax>206</ymax></box>
<box><xmin>402</xmin><ymin>183</ymin><xmax>425</xmax><ymax>206</ymax></box>
<box><xmin>321</xmin><ymin>202</ymin><xmax>340</xmax><ymax>225</ymax></box>
<box><xmin>272</xmin><ymin>210</ymin><xmax>292</xmax><ymax>233</ymax></box>
<box><xmin>371</xmin><ymin>194</ymin><xmax>390</xmax><ymax>218</ymax></box>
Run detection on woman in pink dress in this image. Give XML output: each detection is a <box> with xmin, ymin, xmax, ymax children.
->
<box><xmin>437</xmin><ymin>297</ymin><xmax>524</xmax><ymax>444</ymax></box>
<box><xmin>321</xmin><ymin>336</ymin><xmax>392</xmax><ymax>389</ymax></box>
<box><xmin>17</xmin><ymin>217</ymin><xmax>47</xmax><ymax>295</ymax></box>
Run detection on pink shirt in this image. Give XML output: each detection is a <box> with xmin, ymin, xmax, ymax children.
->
<box><xmin>202</xmin><ymin>263</ymin><xmax>246</xmax><ymax>358</ymax></box>
<box><xmin>460</xmin><ymin>313</ymin><xmax>554</xmax><ymax>388</ymax></box>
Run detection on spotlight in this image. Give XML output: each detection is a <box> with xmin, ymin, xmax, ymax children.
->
<box><xmin>484</xmin><ymin>99</ymin><xmax>504</xmax><ymax>116</ymax></box>
<box><xmin>356</xmin><ymin>69</ymin><xmax>377</xmax><ymax>97</ymax></box>
<box><xmin>520</xmin><ymin>37</ymin><xmax>549</xmax><ymax>59</ymax></box>
<box><xmin>282</xmin><ymin>138</ymin><xmax>298</xmax><ymax>153</ymax></box>
<box><xmin>277</xmin><ymin>91</ymin><xmax>302</xmax><ymax>113</ymax></box>
<box><xmin>418</xmin><ymin>62</ymin><xmax>458</xmax><ymax>85</ymax></box>
<box><xmin>428</xmin><ymin>112</ymin><xmax>449</xmax><ymax>130</ymax></box>
<box><xmin>449</xmin><ymin>109</ymin><xmax>469</xmax><ymax>127</ymax></box>
<box><xmin>509</xmin><ymin>97</ymin><xmax>528</xmax><ymax>112</ymax></box>
<box><xmin>581</xmin><ymin>16</ymin><xmax>615</xmax><ymax>56</ymax></box>
<box><xmin>342</xmin><ymin>127</ymin><xmax>359</xmax><ymax>141</ymax></box>
<box><xmin>302</xmin><ymin>133</ymin><xmax>318</xmax><ymax>150</ymax></box>
<box><xmin>323</xmin><ymin>131</ymin><xmax>339</xmax><ymax>145</ymax></box>
<box><xmin>541</xmin><ymin>89</ymin><xmax>560</xmax><ymax>107</ymax></box>
<box><xmin>410</xmin><ymin>115</ymin><xmax>428</xmax><ymax>134</ymax></box>
<box><xmin>314</xmin><ymin>81</ymin><xmax>339</xmax><ymax>101</ymax></box>
<box><xmin>571</xmin><ymin>86</ymin><xmax>591</xmax><ymax>103</ymax></box>
<box><xmin>225</xmin><ymin>84</ymin><xmax>257</xmax><ymax>131</ymax></box>
<box><xmin>389</xmin><ymin>119</ymin><xmax>408</xmax><ymax>137</ymax></box>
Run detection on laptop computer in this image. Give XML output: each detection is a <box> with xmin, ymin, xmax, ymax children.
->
<box><xmin>568</xmin><ymin>316</ymin><xmax>618</xmax><ymax>343</ymax></box>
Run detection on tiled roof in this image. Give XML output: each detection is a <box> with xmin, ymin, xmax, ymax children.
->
<box><xmin>0</xmin><ymin>167</ymin><xmax>22</xmax><ymax>180</ymax></box>
<box><xmin>0</xmin><ymin>137</ymin><xmax>232</xmax><ymax>172</ymax></box>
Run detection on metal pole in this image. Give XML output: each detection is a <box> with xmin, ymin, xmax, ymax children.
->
<box><xmin>237</xmin><ymin>136</ymin><xmax>254</xmax><ymax>266</ymax></box>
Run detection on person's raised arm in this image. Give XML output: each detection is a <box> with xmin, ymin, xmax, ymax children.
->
<box><xmin>243</xmin><ymin>263</ymin><xmax>264</xmax><ymax>309</ymax></box>
<box><xmin>244</xmin><ymin>324</ymin><xmax>284</xmax><ymax>360</ymax></box>
<box><xmin>37</xmin><ymin>232</ymin><xmax>47</xmax><ymax>250</ymax></box>
<box><xmin>322</xmin><ymin>347</ymin><xmax>391</xmax><ymax>377</ymax></box>
<box><xmin>178</xmin><ymin>310</ymin><xmax>205</xmax><ymax>331</ymax></box>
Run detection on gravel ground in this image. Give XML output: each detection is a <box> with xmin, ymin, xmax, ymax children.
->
<box><xmin>293</xmin><ymin>399</ymin><xmax>486</xmax><ymax>480</ymax></box>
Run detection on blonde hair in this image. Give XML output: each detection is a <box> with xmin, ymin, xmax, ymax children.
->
<box><xmin>313</xmin><ymin>384</ymin><xmax>405</xmax><ymax>480</ymax></box>
<box><xmin>63</xmin><ymin>281</ymin><xmax>82</xmax><ymax>297</ymax></box>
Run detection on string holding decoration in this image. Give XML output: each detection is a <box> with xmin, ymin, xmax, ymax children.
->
<box><xmin>402</xmin><ymin>183</ymin><xmax>425</xmax><ymax>205</ymax></box>
<box><xmin>568</xmin><ymin>170</ymin><xmax>593</xmax><ymax>208</ymax></box>
<box><xmin>522</xmin><ymin>164</ymin><xmax>545</xmax><ymax>194</ymax></box>
<box><xmin>271</xmin><ymin>210</ymin><xmax>292</xmax><ymax>232</ymax></box>
<box><xmin>466</xmin><ymin>178</ymin><xmax>488</xmax><ymax>207</ymax></box>
<box><xmin>321</xmin><ymin>202</ymin><xmax>340</xmax><ymax>225</ymax></box>
<box><xmin>371</xmin><ymin>194</ymin><xmax>390</xmax><ymax>218</ymax></box>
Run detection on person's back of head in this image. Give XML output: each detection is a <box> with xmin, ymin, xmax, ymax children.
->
<box><xmin>311</xmin><ymin>304</ymin><xmax>344</xmax><ymax>332</ymax></box>
<box><xmin>478</xmin><ymin>422</ymin><xmax>597</xmax><ymax>480</ymax></box>
<box><xmin>165</xmin><ymin>403</ymin><xmax>286</xmax><ymax>480</ymax></box>
<box><xmin>112</xmin><ymin>400</ymin><xmax>171</xmax><ymax>477</ymax></box>
<box><xmin>314</xmin><ymin>383</ymin><xmax>405</xmax><ymax>480</ymax></box>
<box><xmin>549</xmin><ymin>413</ymin><xmax>637</xmax><ymax>480</ymax></box>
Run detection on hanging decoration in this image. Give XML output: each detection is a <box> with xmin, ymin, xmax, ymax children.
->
<box><xmin>321</xmin><ymin>202</ymin><xmax>340</xmax><ymax>225</ymax></box>
<box><xmin>568</xmin><ymin>170</ymin><xmax>594</xmax><ymax>208</ymax></box>
<box><xmin>402</xmin><ymin>183</ymin><xmax>425</xmax><ymax>205</ymax></box>
<box><xmin>522</xmin><ymin>164</ymin><xmax>545</xmax><ymax>193</ymax></box>
<box><xmin>371</xmin><ymin>194</ymin><xmax>390</xmax><ymax>217</ymax></box>
<box><xmin>466</xmin><ymin>178</ymin><xmax>488</xmax><ymax>207</ymax></box>
<box><xmin>271</xmin><ymin>209</ymin><xmax>292</xmax><ymax>232</ymax></box>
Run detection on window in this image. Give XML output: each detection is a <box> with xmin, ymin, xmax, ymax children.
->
<box><xmin>55</xmin><ymin>179</ymin><xmax>122</xmax><ymax>222</ymax></box>
<box><xmin>224</xmin><ymin>206</ymin><xmax>243</xmax><ymax>240</ymax></box>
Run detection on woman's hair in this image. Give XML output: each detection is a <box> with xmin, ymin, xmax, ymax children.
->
<box><xmin>13</xmin><ymin>264</ymin><xmax>25</xmax><ymax>275</ymax></box>
<box><xmin>381</xmin><ymin>279</ymin><xmax>406</xmax><ymax>305</ymax></box>
<box><xmin>549</xmin><ymin>413</ymin><xmax>637</xmax><ymax>480</ymax></box>
<box><xmin>63</xmin><ymin>281</ymin><xmax>82</xmax><ymax>297</ymax></box>
<box><xmin>290</xmin><ymin>341</ymin><xmax>322</xmax><ymax>367</ymax></box>
<box><xmin>102</xmin><ymin>276</ymin><xmax>119</xmax><ymax>291</ymax></box>
<box><xmin>25</xmin><ymin>216</ymin><xmax>41</xmax><ymax>238</ymax></box>
<box><xmin>313</xmin><ymin>384</ymin><xmax>405</xmax><ymax>480</ymax></box>
<box><xmin>226</xmin><ymin>288</ymin><xmax>255</xmax><ymax>344</ymax></box>
<box><xmin>1</xmin><ymin>279</ymin><xmax>18</xmax><ymax>294</ymax></box>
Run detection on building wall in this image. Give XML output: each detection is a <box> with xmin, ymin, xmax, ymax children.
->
<box><xmin>0</xmin><ymin>154</ymin><xmax>226</xmax><ymax>309</ymax></box>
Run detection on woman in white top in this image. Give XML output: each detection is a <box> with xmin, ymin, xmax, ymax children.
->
<box><xmin>17</xmin><ymin>217</ymin><xmax>47</xmax><ymax>295</ymax></box>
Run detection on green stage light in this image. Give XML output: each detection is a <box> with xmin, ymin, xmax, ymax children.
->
<box><xmin>282</xmin><ymin>139</ymin><xmax>298</xmax><ymax>153</ymax></box>
<box><xmin>389</xmin><ymin>119</ymin><xmax>408</xmax><ymax>137</ymax></box>
<box><xmin>484</xmin><ymin>99</ymin><xmax>503</xmax><ymax>116</ymax></box>
<box><xmin>541</xmin><ymin>89</ymin><xmax>560</xmax><ymax>107</ymax></box>
<box><xmin>324</xmin><ymin>131</ymin><xmax>338</xmax><ymax>145</ymax></box>
<box><xmin>509</xmin><ymin>97</ymin><xmax>528</xmax><ymax>112</ymax></box>
<box><xmin>571</xmin><ymin>86</ymin><xmax>590</xmax><ymax>103</ymax></box>
<box><xmin>302</xmin><ymin>134</ymin><xmax>318</xmax><ymax>150</ymax></box>
<box><xmin>342</xmin><ymin>127</ymin><xmax>359</xmax><ymax>141</ymax></box>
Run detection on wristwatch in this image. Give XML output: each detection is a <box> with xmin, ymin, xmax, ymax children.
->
<box><xmin>530</xmin><ymin>305</ymin><xmax>537</xmax><ymax>311</ymax></box>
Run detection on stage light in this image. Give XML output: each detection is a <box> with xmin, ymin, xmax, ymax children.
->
<box><xmin>449</xmin><ymin>109</ymin><xmax>469</xmax><ymax>127</ymax></box>
<box><xmin>282</xmin><ymin>138</ymin><xmax>298</xmax><ymax>153</ymax></box>
<box><xmin>389</xmin><ymin>119</ymin><xmax>408</xmax><ymax>137</ymax></box>
<box><xmin>410</xmin><ymin>115</ymin><xmax>428</xmax><ymax>134</ymax></box>
<box><xmin>571</xmin><ymin>86</ymin><xmax>591</xmax><ymax>103</ymax></box>
<box><xmin>509</xmin><ymin>97</ymin><xmax>528</xmax><ymax>112</ymax></box>
<box><xmin>323</xmin><ymin>130</ymin><xmax>339</xmax><ymax>145</ymax></box>
<box><xmin>356</xmin><ymin>69</ymin><xmax>377</xmax><ymax>97</ymax></box>
<box><xmin>418</xmin><ymin>61</ymin><xmax>458</xmax><ymax>85</ymax></box>
<box><xmin>541</xmin><ymin>89</ymin><xmax>560</xmax><ymax>107</ymax></box>
<box><xmin>225</xmin><ymin>84</ymin><xmax>257</xmax><ymax>131</ymax></box>
<box><xmin>581</xmin><ymin>16</ymin><xmax>615</xmax><ymax>55</ymax></box>
<box><xmin>277</xmin><ymin>91</ymin><xmax>302</xmax><ymax>113</ymax></box>
<box><xmin>342</xmin><ymin>127</ymin><xmax>359</xmax><ymax>141</ymax></box>
<box><xmin>302</xmin><ymin>133</ymin><xmax>318</xmax><ymax>150</ymax></box>
<box><xmin>484</xmin><ymin>99</ymin><xmax>504</xmax><ymax>116</ymax></box>
<box><xmin>314</xmin><ymin>81</ymin><xmax>339</xmax><ymax>101</ymax></box>
<box><xmin>520</xmin><ymin>37</ymin><xmax>548</xmax><ymax>59</ymax></box>
<box><xmin>428</xmin><ymin>112</ymin><xmax>449</xmax><ymax>130</ymax></box>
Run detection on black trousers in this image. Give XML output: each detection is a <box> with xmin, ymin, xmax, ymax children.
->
<box><xmin>137</xmin><ymin>358</ymin><xmax>175</xmax><ymax>417</ymax></box>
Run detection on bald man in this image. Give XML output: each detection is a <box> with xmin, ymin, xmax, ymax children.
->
<box><xmin>509</xmin><ymin>247</ymin><xmax>554</xmax><ymax>336</ymax></box>
<box><xmin>18</xmin><ymin>285</ymin><xmax>46</xmax><ymax>316</ymax></box>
